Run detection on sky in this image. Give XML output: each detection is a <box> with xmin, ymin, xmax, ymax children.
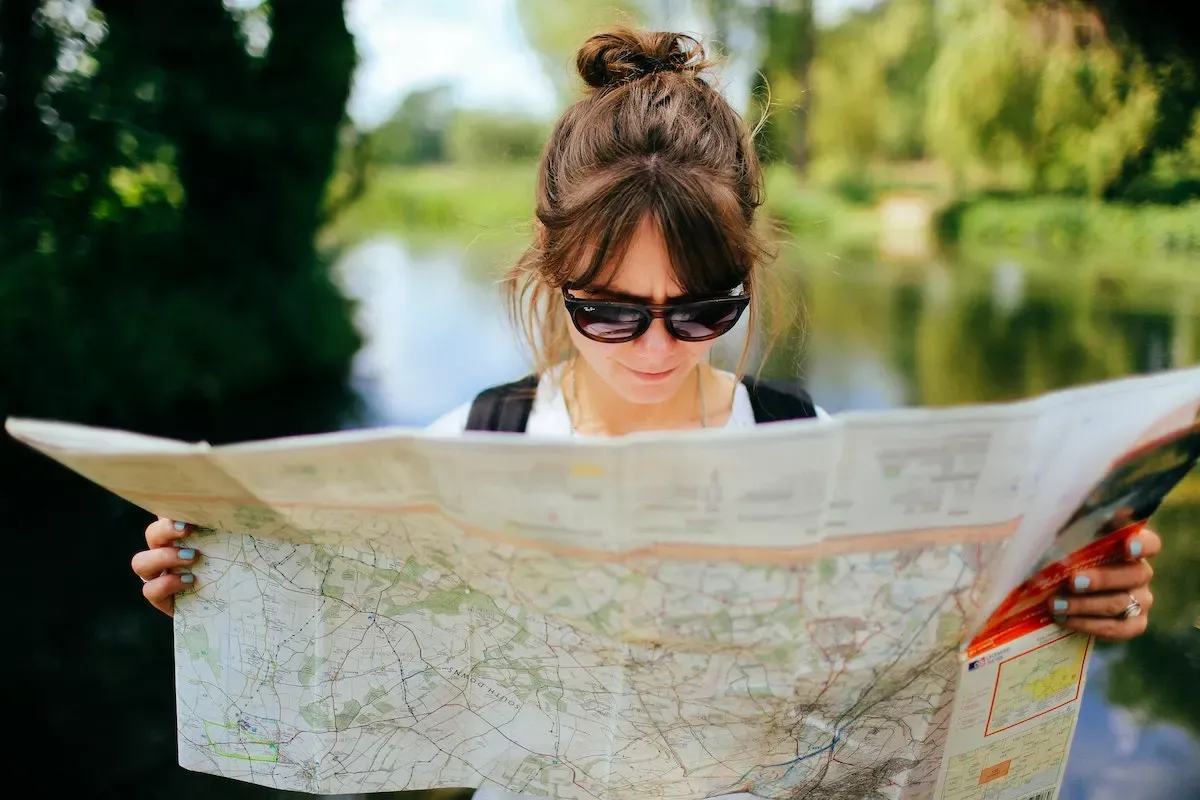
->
<box><xmin>343</xmin><ymin>0</ymin><xmax>880</xmax><ymax>129</ymax></box>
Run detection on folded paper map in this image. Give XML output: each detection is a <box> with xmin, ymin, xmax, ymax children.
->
<box><xmin>9</xmin><ymin>366</ymin><xmax>1200</xmax><ymax>800</ymax></box>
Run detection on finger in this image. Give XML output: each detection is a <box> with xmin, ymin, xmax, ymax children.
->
<box><xmin>1059</xmin><ymin>610</ymin><xmax>1149</xmax><ymax>642</ymax></box>
<box><xmin>141</xmin><ymin>572</ymin><xmax>196</xmax><ymax>618</ymax></box>
<box><xmin>1126</xmin><ymin>528</ymin><xmax>1161</xmax><ymax>560</ymax></box>
<box><xmin>146</xmin><ymin>517</ymin><xmax>191</xmax><ymax>548</ymax></box>
<box><xmin>1068</xmin><ymin>560</ymin><xmax>1153</xmax><ymax>594</ymax></box>
<box><xmin>131</xmin><ymin>545</ymin><xmax>199</xmax><ymax>582</ymax></box>
<box><xmin>1050</xmin><ymin>587</ymin><xmax>1154</xmax><ymax>618</ymax></box>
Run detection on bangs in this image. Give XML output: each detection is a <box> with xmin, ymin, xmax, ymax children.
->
<box><xmin>547</xmin><ymin>159</ymin><xmax>753</xmax><ymax>297</ymax></box>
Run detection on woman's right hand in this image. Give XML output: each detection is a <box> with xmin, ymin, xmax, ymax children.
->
<box><xmin>131</xmin><ymin>517</ymin><xmax>199</xmax><ymax>617</ymax></box>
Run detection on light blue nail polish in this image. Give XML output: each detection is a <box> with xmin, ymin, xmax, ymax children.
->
<box><xmin>1073</xmin><ymin>576</ymin><xmax>1090</xmax><ymax>591</ymax></box>
<box><xmin>1129</xmin><ymin>540</ymin><xmax>1143</xmax><ymax>557</ymax></box>
<box><xmin>180</xmin><ymin>573</ymin><xmax>195</xmax><ymax>584</ymax></box>
<box><xmin>173</xmin><ymin>520</ymin><xmax>187</xmax><ymax>532</ymax></box>
<box><xmin>1053</xmin><ymin>599</ymin><xmax>1069</xmax><ymax>612</ymax></box>
<box><xmin>178</xmin><ymin>548</ymin><xmax>195</xmax><ymax>561</ymax></box>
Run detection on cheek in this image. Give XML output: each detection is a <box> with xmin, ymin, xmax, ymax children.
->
<box><xmin>678</xmin><ymin>340</ymin><xmax>715</xmax><ymax>365</ymax></box>
<box><xmin>667</xmin><ymin>340</ymin><xmax>710</xmax><ymax>371</ymax></box>
<box><xmin>568</xmin><ymin>327</ymin><xmax>616</xmax><ymax>369</ymax></box>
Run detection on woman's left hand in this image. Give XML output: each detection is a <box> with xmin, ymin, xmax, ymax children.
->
<box><xmin>1049</xmin><ymin>529</ymin><xmax>1161</xmax><ymax>641</ymax></box>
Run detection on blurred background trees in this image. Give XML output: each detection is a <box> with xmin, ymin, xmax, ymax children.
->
<box><xmin>4</xmin><ymin>0</ymin><xmax>1198</xmax><ymax>431</ymax></box>
<box><xmin>0</xmin><ymin>0</ymin><xmax>361</xmax><ymax>428</ymax></box>
<box><xmin>337</xmin><ymin>0</ymin><xmax>1198</xmax><ymax>257</ymax></box>
<box><xmin>4</xmin><ymin>0</ymin><xmax>1194</xmax><ymax>433</ymax></box>
<box><xmin>761</xmin><ymin>0</ymin><xmax>1200</xmax><ymax>202</ymax></box>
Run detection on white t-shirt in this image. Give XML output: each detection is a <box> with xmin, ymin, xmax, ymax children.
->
<box><xmin>428</xmin><ymin>369</ymin><xmax>828</xmax><ymax>436</ymax></box>
<box><xmin>428</xmin><ymin>369</ymin><xmax>826</xmax><ymax>800</ymax></box>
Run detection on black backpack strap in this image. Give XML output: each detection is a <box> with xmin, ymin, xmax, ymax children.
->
<box><xmin>741</xmin><ymin>376</ymin><xmax>817</xmax><ymax>423</ymax></box>
<box><xmin>465</xmin><ymin>375</ymin><xmax>539</xmax><ymax>432</ymax></box>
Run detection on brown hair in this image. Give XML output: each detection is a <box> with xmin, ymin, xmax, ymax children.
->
<box><xmin>504</xmin><ymin>26</ymin><xmax>780</xmax><ymax>378</ymax></box>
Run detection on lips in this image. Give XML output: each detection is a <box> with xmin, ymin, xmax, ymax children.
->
<box><xmin>625</xmin><ymin>364</ymin><xmax>678</xmax><ymax>382</ymax></box>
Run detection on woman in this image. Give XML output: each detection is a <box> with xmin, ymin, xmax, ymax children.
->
<box><xmin>132</xmin><ymin>19</ymin><xmax>1156</xmax><ymax>730</ymax></box>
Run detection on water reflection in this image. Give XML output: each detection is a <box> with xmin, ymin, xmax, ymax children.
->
<box><xmin>332</xmin><ymin>239</ymin><xmax>1200</xmax><ymax>798</ymax></box>
<box><xmin>803</xmin><ymin>336</ymin><xmax>910</xmax><ymax>411</ymax></box>
<box><xmin>336</xmin><ymin>237</ymin><xmax>528</xmax><ymax>427</ymax></box>
<box><xmin>1066</xmin><ymin>652</ymin><xmax>1200</xmax><ymax>800</ymax></box>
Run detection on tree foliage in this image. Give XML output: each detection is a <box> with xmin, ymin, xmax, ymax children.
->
<box><xmin>801</xmin><ymin>0</ymin><xmax>1195</xmax><ymax>200</ymax></box>
<box><xmin>369</xmin><ymin>84</ymin><xmax>455</xmax><ymax>166</ymax></box>
<box><xmin>503</xmin><ymin>0</ymin><xmax>1200</xmax><ymax>202</ymax></box>
<box><xmin>809</xmin><ymin>0</ymin><xmax>936</xmax><ymax>180</ymax></box>
<box><xmin>444</xmin><ymin>112</ymin><xmax>550</xmax><ymax>165</ymax></box>
<box><xmin>0</xmin><ymin>0</ymin><xmax>361</xmax><ymax>425</ymax></box>
<box><xmin>367</xmin><ymin>86</ymin><xmax>548</xmax><ymax>168</ymax></box>
<box><xmin>748</xmin><ymin>0</ymin><xmax>815</xmax><ymax>169</ymax></box>
<box><xmin>925</xmin><ymin>0</ymin><xmax>1166</xmax><ymax>198</ymax></box>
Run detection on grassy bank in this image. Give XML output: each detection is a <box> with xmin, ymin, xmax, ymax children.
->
<box><xmin>762</xmin><ymin>168</ymin><xmax>884</xmax><ymax>254</ymax></box>
<box><xmin>321</xmin><ymin>163</ymin><xmax>882</xmax><ymax>252</ymax></box>
<box><xmin>321</xmin><ymin>165</ymin><xmax>537</xmax><ymax>252</ymax></box>
<box><xmin>939</xmin><ymin>196</ymin><xmax>1200</xmax><ymax>260</ymax></box>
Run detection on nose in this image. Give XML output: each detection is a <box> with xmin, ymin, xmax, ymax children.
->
<box><xmin>633</xmin><ymin>318</ymin><xmax>675</xmax><ymax>357</ymax></box>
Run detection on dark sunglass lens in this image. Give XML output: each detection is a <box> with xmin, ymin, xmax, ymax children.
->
<box><xmin>669</xmin><ymin>302</ymin><xmax>744</xmax><ymax>340</ymax></box>
<box><xmin>574</xmin><ymin>304</ymin><xmax>645</xmax><ymax>341</ymax></box>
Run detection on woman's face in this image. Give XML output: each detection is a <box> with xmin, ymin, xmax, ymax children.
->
<box><xmin>567</xmin><ymin>215</ymin><xmax>720</xmax><ymax>405</ymax></box>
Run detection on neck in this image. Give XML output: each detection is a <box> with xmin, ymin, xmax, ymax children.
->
<box><xmin>568</xmin><ymin>359</ymin><xmax>725</xmax><ymax>436</ymax></box>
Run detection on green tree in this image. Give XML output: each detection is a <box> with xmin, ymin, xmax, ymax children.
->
<box><xmin>1</xmin><ymin>3</ymin><xmax>370</xmax><ymax>796</ymax></box>
<box><xmin>748</xmin><ymin>0</ymin><xmax>815</xmax><ymax>169</ymax></box>
<box><xmin>1031</xmin><ymin>30</ymin><xmax>1159</xmax><ymax>195</ymax></box>
<box><xmin>925</xmin><ymin>0</ymin><xmax>1044</xmax><ymax>193</ymax></box>
<box><xmin>444</xmin><ymin>111</ymin><xmax>550</xmax><ymax>165</ymax></box>
<box><xmin>807</xmin><ymin>0</ymin><xmax>937</xmax><ymax>182</ymax></box>
<box><xmin>0</xmin><ymin>0</ymin><xmax>60</xmax><ymax>254</ymax></box>
<box><xmin>369</xmin><ymin>84</ymin><xmax>454</xmax><ymax>166</ymax></box>
<box><xmin>0</xmin><ymin>0</ymin><xmax>361</xmax><ymax>425</ymax></box>
<box><xmin>1072</xmin><ymin>0</ymin><xmax>1200</xmax><ymax>199</ymax></box>
<box><xmin>925</xmin><ymin>0</ymin><xmax>1193</xmax><ymax>199</ymax></box>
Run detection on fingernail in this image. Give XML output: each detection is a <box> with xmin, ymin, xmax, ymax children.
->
<box><xmin>1129</xmin><ymin>540</ymin><xmax>1143</xmax><ymax>557</ymax></box>
<box><xmin>173</xmin><ymin>521</ymin><xmax>187</xmax><ymax>532</ymax></box>
<box><xmin>180</xmin><ymin>573</ymin><xmax>195</xmax><ymax>584</ymax></box>
<box><xmin>1073</xmin><ymin>576</ymin><xmax>1091</xmax><ymax>591</ymax></box>
<box><xmin>1053</xmin><ymin>598</ymin><xmax>1069</xmax><ymax>612</ymax></box>
<box><xmin>1053</xmin><ymin>614</ymin><xmax>1067</xmax><ymax>625</ymax></box>
<box><xmin>178</xmin><ymin>548</ymin><xmax>195</xmax><ymax>561</ymax></box>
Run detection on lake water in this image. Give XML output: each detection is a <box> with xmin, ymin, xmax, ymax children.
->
<box><xmin>7</xmin><ymin>233</ymin><xmax>1198</xmax><ymax>799</ymax></box>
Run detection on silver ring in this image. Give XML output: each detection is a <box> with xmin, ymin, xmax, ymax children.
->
<box><xmin>1118</xmin><ymin>593</ymin><xmax>1142</xmax><ymax>620</ymax></box>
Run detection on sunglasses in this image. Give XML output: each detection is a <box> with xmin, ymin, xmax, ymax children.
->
<box><xmin>562</xmin><ymin>287</ymin><xmax>749</xmax><ymax>343</ymax></box>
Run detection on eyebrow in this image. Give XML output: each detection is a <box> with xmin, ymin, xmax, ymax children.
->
<box><xmin>584</xmin><ymin>288</ymin><xmax>685</xmax><ymax>303</ymax></box>
<box><xmin>578</xmin><ymin>286</ymin><xmax>743</xmax><ymax>304</ymax></box>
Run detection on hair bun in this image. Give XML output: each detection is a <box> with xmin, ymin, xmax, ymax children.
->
<box><xmin>576</xmin><ymin>27</ymin><xmax>709</xmax><ymax>90</ymax></box>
